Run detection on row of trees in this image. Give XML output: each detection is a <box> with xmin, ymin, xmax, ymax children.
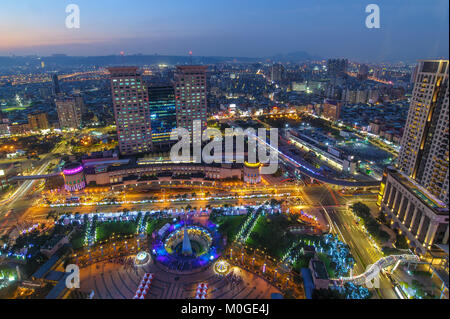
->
<box><xmin>351</xmin><ymin>202</ymin><xmax>390</xmax><ymax>244</ymax></box>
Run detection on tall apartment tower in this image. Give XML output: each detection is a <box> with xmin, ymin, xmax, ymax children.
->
<box><xmin>397</xmin><ymin>60</ymin><xmax>449</xmax><ymax>204</ymax></box>
<box><xmin>174</xmin><ymin>65</ymin><xmax>208</xmax><ymax>134</ymax></box>
<box><xmin>148</xmin><ymin>84</ymin><xmax>177</xmax><ymax>146</ymax></box>
<box><xmin>327</xmin><ymin>59</ymin><xmax>348</xmax><ymax>77</ymax></box>
<box><xmin>271</xmin><ymin>63</ymin><xmax>285</xmax><ymax>83</ymax></box>
<box><xmin>108</xmin><ymin>67</ymin><xmax>152</xmax><ymax>155</ymax></box>
<box><xmin>55</xmin><ymin>96</ymin><xmax>82</xmax><ymax>129</ymax></box>
<box><xmin>73</xmin><ymin>93</ymin><xmax>85</xmax><ymax>117</ymax></box>
<box><xmin>52</xmin><ymin>74</ymin><xmax>61</xmax><ymax>96</ymax></box>
<box><xmin>377</xmin><ymin>60</ymin><xmax>449</xmax><ymax>255</ymax></box>
<box><xmin>357</xmin><ymin>64</ymin><xmax>369</xmax><ymax>81</ymax></box>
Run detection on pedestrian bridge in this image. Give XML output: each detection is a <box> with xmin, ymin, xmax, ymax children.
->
<box><xmin>333</xmin><ymin>254</ymin><xmax>421</xmax><ymax>286</ymax></box>
<box><xmin>9</xmin><ymin>172</ymin><xmax>61</xmax><ymax>181</ymax></box>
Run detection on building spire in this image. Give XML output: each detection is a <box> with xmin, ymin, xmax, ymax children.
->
<box><xmin>182</xmin><ymin>227</ymin><xmax>193</xmax><ymax>256</ymax></box>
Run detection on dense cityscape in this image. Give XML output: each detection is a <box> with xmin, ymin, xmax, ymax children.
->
<box><xmin>0</xmin><ymin>1</ymin><xmax>448</xmax><ymax>305</ymax></box>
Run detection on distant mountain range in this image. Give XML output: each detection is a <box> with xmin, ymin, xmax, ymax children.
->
<box><xmin>0</xmin><ymin>51</ymin><xmax>321</xmax><ymax>68</ymax></box>
<box><xmin>268</xmin><ymin>51</ymin><xmax>322</xmax><ymax>62</ymax></box>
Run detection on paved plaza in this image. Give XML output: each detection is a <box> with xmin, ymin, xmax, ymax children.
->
<box><xmin>79</xmin><ymin>258</ymin><xmax>281</xmax><ymax>299</ymax></box>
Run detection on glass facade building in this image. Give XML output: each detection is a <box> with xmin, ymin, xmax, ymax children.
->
<box><xmin>148</xmin><ymin>84</ymin><xmax>177</xmax><ymax>145</ymax></box>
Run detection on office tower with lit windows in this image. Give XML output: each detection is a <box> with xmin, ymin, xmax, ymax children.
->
<box><xmin>148</xmin><ymin>84</ymin><xmax>177</xmax><ymax>146</ymax></box>
<box><xmin>55</xmin><ymin>96</ymin><xmax>82</xmax><ymax>129</ymax></box>
<box><xmin>378</xmin><ymin>60</ymin><xmax>449</xmax><ymax>255</ymax></box>
<box><xmin>108</xmin><ymin>67</ymin><xmax>152</xmax><ymax>155</ymax></box>
<box><xmin>174</xmin><ymin>65</ymin><xmax>208</xmax><ymax>134</ymax></box>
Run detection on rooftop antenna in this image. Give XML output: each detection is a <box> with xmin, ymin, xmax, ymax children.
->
<box><xmin>189</xmin><ymin>50</ymin><xmax>193</xmax><ymax>65</ymax></box>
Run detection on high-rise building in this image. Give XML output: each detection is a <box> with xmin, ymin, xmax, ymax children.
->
<box><xmin>55</xmin><ymin>96</ymin><xmax>82</xmax><ymax>129</ymax></box>
<box><xmin>357</xmin><ymin>64</ymin><xmax>369</xmax><ymax>81</ymax></box>
<box><xmin>28</xmin><ymin>112</ymin><xmax>49</xmax><ymax>131</ymax></box>
<box><xmin>327</xmin><ymin>59</ymin><xmax>348</xmax><ymax>77</ymax></box>
<box><xmin>271</xmin><ymin>63</ymin><xmax>285</xmax><ymax>83</ymax></box>
<box><xmin>174</xmin><ymin>65</ymin><xmax>208</xmax><ymax>135</ymax></box>
<box><xmin>148</xmin><ymin>84</ymin><xmax>177</xmax><ymax>146</ymax></box>
<box><xmin>108</xmin><ymin>67</ymin><xmax>152</xmax><ymax>155</ymax></box>
<box><xmin>72</xmin><ymin>93</ymin><xmax>85</xmax><ymax>118</ymax></box>
<box><xmin>378</xmin><ymin>60</ymin><xmax>449</xmax><ymax>255</ymax></box>
<box><xmin>322</xmin><ymin>99</ymin><xmax>342</xmax><ymax>121</ymax></box>
<box><xmin>52</xmin><ymin>74</ymin><xmax>61</xmax><ymax>96</ymax></box>
<box><xmin>397</xmin><ymin>60</ymin><xmax>449</xmax><ymax>204</ymax></box>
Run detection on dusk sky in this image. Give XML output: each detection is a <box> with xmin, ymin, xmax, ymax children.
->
<box><xmin>0</xmin><ymin>0</ymin><xmax>448</xmax><ymax>61</ymax></box>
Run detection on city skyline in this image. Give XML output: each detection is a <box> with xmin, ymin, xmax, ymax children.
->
<box><xmin>0</xmin><ymin>0</ymin><xmax>448</xmax><ymax>62</ymax></box>
<box><xmin>0</xmin><ymin>1</ymin><xmax>448</xmax><ymax>302</ymax></box>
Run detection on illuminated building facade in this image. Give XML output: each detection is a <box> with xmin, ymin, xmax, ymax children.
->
<box><xmin>378</xmin><ymin>168</ymin><xmax>448</xmax><ymax>255</ymax></box>
<box><xmin>108</xmin><ymin>67</ymin><xmax>152</xmax><ymax>155</ymax></box>
<box><xmin>148</xmin><ymin>84</ymin><xmax>177</xmax><ymax>146</ymax></box>
<box><xmin>322</xmin><ymin>99</ymin><xmax>342</xmax><ymax>121</ymax></box>
<box><xmin>397</xmin><ymin>60</ymin><xmax>449</xmax><ymax>205</ymax></box>
<box><xmin>28</xmin><ymin>112</ymin><xmax>49</xmax><ymax>131</ymax></box>
<box><xmin>55</xmin><ymin>96</ymin><xmax>82</xmax><ymax>129</ymax></box>
<box><xmin>174</xmin><ymin>66</ymin><xmax>208</xmax><ymax>135</ymax></box>
<box><xmin>243</xmin><ymin>162</ymin><xmax>261</xmax><ymax>184</ymax></box>
<box><xmin>63</xmin><ymin>162</ymin><xmax>86</xmax><ymax>192</ymax></box>
<box><xmin>379</xmin><ymin>60</ymin><xmax>449</xmax><ymax>255</ymax></box>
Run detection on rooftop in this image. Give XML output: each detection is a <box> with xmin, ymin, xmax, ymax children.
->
<box><xmin>388</xmin><ymin>167</ymin><xmax>448</xmax><ymax>214</ymax></box>
<box><xmin>311</xmin><ymin>259</ymin><xmax>329</xmax><ymax>280</ymax></box>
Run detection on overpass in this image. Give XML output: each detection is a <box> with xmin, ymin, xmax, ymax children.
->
<box><xmin>9</xmin><ymin>172</ymin><xmax>61</xmax><ymax>181</ymax></box>
<box><xmin>333</xmin><ymin>254</ymin><xmax>421</xmax><ymax>286</ymax></box>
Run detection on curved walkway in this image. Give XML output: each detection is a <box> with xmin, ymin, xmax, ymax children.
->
<box><xmin>333</xmin><ymin>254</ymin><xmax>420</xmax><ymax>285</ymax></box>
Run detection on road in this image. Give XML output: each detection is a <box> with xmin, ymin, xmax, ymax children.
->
<box><xmin>0</xmin><ymin>140</ymin><xmax>69</xmax><ymax>235</ymax></box>
<box><xmin>326</xmin><ymin>207</ymin><xmax>397</xmax><ymax>299</ymax></box>
<box><xmin>301</xmin><ymin>185</ymin><xmax>399</xmax><ymax>299</ymax></box>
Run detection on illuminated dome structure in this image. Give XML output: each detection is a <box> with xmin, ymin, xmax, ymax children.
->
<box><xmin>152</xmin><ymin>221</ymin><xmax>221</xmax><ymax>273</ymax></box>
<box><xmin>243</xmin><ymin>161</ymin><xmax>261</xmax><ymax>184</ymax></box>
<box><xmin>214</xmin><ymin>260</ymin><xmax>231</xmax><ymax>275</ymax></box>
<box><xmin>63</xmin><ymin>162</ymin><xmax>86</xmax><ymax>192</ymax></box>
<box><xmin>134</xmin><ymin>251</ymin><xmax>151</xmax><ymax>266</ymax></box>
